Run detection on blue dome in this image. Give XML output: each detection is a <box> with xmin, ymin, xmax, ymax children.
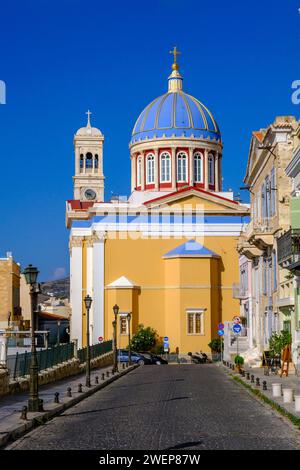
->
<box><xmin>131</xmin><ymin>91</ymin><xmax>221</xmax><ymax>145</ymax></box>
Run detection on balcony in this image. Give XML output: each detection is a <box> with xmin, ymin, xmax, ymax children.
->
<box><xmin>250</xmin><ymin>219</ymin><xmax>276</xmax><ymax>249</ymax></box>
<box><xmin>277</xmin><ymin>229</ymin><xmax>300</xmax><ymax>274</ymax></box>
<box><xmin>232</xmin><ymin>283</ymin><xmax>249</xmax><ymax>300</ymax></box>
<box><xmin>237</xmin><ymin>230</ymin><xmax>264</xmax><ymax>259</ymax></box>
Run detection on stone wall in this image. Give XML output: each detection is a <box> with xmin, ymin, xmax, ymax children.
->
<box><xmin>0</xmin><ymin>351</ymin><xmax>113</xmax><ymax>397</ymax></box>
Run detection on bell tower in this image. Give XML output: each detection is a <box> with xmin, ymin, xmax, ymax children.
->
<box><xmin>73</xmin><ymin>111</ymin><xmax>105</xmax><ymax>202</ymax></box>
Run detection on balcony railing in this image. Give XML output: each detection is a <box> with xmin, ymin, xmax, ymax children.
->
<box><xmin>277</xmin><ymin>229</ymin><xmax>300</xmax><ymax>267</ymax></box>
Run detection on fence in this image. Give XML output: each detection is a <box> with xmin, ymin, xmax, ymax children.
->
<box><xmin>6</xmin><ymin>342</ymin><xmax>75</xmax><ymax>380</ymax></box>
<box><xmin>77</xmin><ymin>340</ymin><xmax>113</xmax><ymax>364</ymax></box>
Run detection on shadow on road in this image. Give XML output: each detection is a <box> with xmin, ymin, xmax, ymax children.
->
<box><xmin>56</xmin><ymin>396</ymin><xmax>191</xmax><ymax>418</ymax></box>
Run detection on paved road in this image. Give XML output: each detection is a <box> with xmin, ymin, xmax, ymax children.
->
<box><xmin>6</xmin><ymin>365</ymin><xmax>300</xmax><ymax>450</ymax></box>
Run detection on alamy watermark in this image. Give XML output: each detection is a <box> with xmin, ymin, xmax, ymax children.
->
<box><xmin>0</xmin><ymin>80</ymin><xmax>6</xmax><ymax>104</ymax></box>
<box><xmin>291</xmin><ymin>80</ymin><xmax>300</xmax><ymax>104</ymax></box>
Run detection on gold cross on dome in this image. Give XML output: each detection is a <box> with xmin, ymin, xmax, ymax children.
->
<box><xmin>86</xmin><ymin>109</ymin><xmax>92</xmax><ymax>126</ymax></box>
<box><xmin>169</xmin><ymin>46</ymin><xmax>181</xmax><ymax>64</ymax></box>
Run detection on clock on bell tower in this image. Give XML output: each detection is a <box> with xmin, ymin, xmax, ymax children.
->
<box><xmin>73</xmin><ymin>111</ymin><xmax>105</xmax><ymax>202</ymax></box>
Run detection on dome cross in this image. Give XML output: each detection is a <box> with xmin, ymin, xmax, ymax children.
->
<box><xmin>86</xmin><ymin>109</ymin><xmax>92</xmax><ymax>127</ymax></box>
<box><xmin>169</xmin><ymin>46</ymin><xmax>181</xmax><ymax>70</ymax></box>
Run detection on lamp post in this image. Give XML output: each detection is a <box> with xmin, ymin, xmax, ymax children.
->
<box><xmin>56</xmin><ymin>320</ymin><xmax>61</xmax><ymax>346</ymax></box>
<box><xmin>84</xmin><ymin>295</ymin><xmax>93</xmax><ymax>387</ymax></box>
<box><xmin>127</xmin><ymin>312</ymin><xmax>132</xmax><ymax>365</ymax></box>
<box><xmin>23</xmin><ymin>264</ymin><xmax>43</xmax><ymax>412</ymax></box>
<box><xmin>112</xmin><ymin>304</ymin><xmax>119</xmax><ymax>373</ymax></box>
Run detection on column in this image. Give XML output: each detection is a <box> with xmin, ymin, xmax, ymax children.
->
<box><xmin>70</xmin><ymin>237</ymin><xmax>83</xmax><ymax>348</ymax></box>
<box><xmin>204</xmin><ymin>148</ymin><xmax>209</xmax><ymax>190</ymax></box>
<box><xmin>215</xmin><ymin>152</ymin><xmax>219</xmax><ymax>192</ymax></box>
<box><xmin>92</xmin><ymin>233</ymin><xmax>105</xmax><ymax>344</ymax></box>
<box><xmin>218</xmin><ymin>154</ymin><xmax>222</xmax><ymax>191</ymax></box>
<box><xmin>86</xmin><ymin>238</ymin><xmax>94</xmax><ymax>342</ymax></box>
<box><xmin>131</xmin><ymin>155</ymin><xmax>136</xmax><ymax>192</ymax></box>
<box><xmin>154</xmin><ymin>149</ymin><xmax>159</xmax><ymax>190</ymax></box>
<box><xmin>75</xmin><ymin>147</ymin><xmax>80</xmax><ymax>175</ymax></box>
<box><xmin>141</xmin><ymin>152</ymin><xmax>145</xmax><ymax>191</ymax></box>
<box><xmin>171</xmin><ymin>147</ymin><xmax>176</xmax><ymax>190</ymax></box>
<box><xmin>189</xmin><ymin>148</ymin><xmax>194</xmax><ymax>187</ymax></box>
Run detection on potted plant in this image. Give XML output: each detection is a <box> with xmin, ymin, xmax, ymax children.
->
<box><xmin>234</xmin><ymin>355</ymin><xmax>244</xmax><ymax>372</ymax></box>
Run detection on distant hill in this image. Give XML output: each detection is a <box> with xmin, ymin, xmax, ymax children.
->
<box><xmin>40</xmin><ymin>277</ymin><xmax>70</xmax><ymax>300</ymax></box>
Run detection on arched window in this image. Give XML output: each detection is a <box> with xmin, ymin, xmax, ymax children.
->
<box><xmin>137</xmin><ymin>156</ymin><xmax>142</xmax><ymax>187</ymax></box>
<box><xmin>208</xmin><ymin>154</ymin><xmax>214</xmax><ymax>185</ymax></box>
<box><xmin>86</xmin><ymin>152</ymin><xmax>93</xmax><ymax>169</ymax></box>
<box><xmin>146</xmin><ymin>153</ymin><xmax>155</xmax><ymax>184</ymax></box>
<box><xmin>194</xmin><ymin>152</ymin><xmax>203</xmax><ymax>183</ymax></box>
<box><xmin>95</xmin><ymin>154</ymin><xmax>99</xmax><ymax>169</ymax></box>
<box><xmin>177</xmin><ymin>152</ymin><xmax>188</xmax><ymax>182</ymax></box>
<box><xmin>80</xmin><ymin>154</ymin><xmax>84</xmax><ymax>170</ymax></box>
<box><xmin>160</xmin><ymin>152</ymin><xmax>171</xmax><ymax>182</ymax></box>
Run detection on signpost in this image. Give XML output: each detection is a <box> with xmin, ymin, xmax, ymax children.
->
<box><xmin>163</xmin><ymin>336</ymin><xmax>169</xmax><ymax>353</ymax></box>
<box><xmin>217</xmin><ymin>325</ymin><xmax>225</xmax><ymax>362</ymax></box>
<box><xmin>98</xmin><ymin>336</ymin><xmax>103</xmax><ymax>343</ymax></box>
<box><xmin>232</xmin><ymin>323</ymin><xmax>242</xmax><ymax>356</ymax></box>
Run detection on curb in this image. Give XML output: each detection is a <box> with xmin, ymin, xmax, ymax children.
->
<box><xmin>1</xmin><ymin>364</ymin><xmax>138</xmax><ymax>449</ymax></box>
<box><xmin>221</xmin><ymin>364</ymin><xmax>300</xmax><ymax>429</ymax></box>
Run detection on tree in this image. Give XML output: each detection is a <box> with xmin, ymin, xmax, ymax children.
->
<box><xmin>130</xmin><ymin>324</ymin><xmax>158</xmax><ymax>352</ymax></box>
<box><xmin>269</xmin><ymin>330</ymin><xmax>292</xmax><ymax>355</ymax></box>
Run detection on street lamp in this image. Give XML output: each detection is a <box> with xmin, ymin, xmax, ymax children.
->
<box><xmin>56</xmin><ymin>320</ymin><xmax>61</xmax><ymax>346</ymax></box>
<box><xmin>127</xmin><ymin>312</ymin><xmax>132</xmax><ymax>365</ymax></box>
<box><xmin>23</xmin><ymin>264</ymin><xmax>43</xmax><ymax>412</ymax></box>
<box><xmin>84</xmin><ymin>294</ymin><xmax>93</xmax><ymax>387</ymax></box>
<box><xmin>112</xmin><ymin>304</ymin><xmax>119</xmax><ymax>373</ymax></box>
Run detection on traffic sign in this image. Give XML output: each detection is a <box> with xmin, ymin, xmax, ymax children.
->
<box><xmin>233</xmin><ymin>316</ymin><xmax>241</xmax><ymax>324</ymax></box>
<box><xmin>98</xmin><ymin>336</ymin><xmax>103</xmax><ymax>342</ymax></box>
<box><xmin>217</xmin><ymin>329</ymin><xmax>224</xmax><ymax>336</ymax></box>
<box><xmin>232</xmin><ymin>323</ymin><xmax>242</xmax><ymax>334</ymax></box>
<box><xmin>218</xmin><ymin>322</ymin><xmax>224</xmax><ymax>330</ymax></box>
<box><xmin>163</xmin><ymin>336</ymin><xmax>169</xmax><ymax>342</ymax></box>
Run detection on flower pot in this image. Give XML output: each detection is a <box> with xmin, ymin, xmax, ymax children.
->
<box><xmin>283</xmin><ymin>388</ymin><xmax>293</xmax><ymax>403</ymax></box>
<box><xmin>272</xmin><ymin>383</ymin><xmax>282</xmax><ymax>398</ymax></box>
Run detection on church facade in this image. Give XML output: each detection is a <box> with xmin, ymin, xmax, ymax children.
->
<box><xmin>66</xmin><ymin>52</ymin><xmax>249</xmax><ymax>352</ymax></box>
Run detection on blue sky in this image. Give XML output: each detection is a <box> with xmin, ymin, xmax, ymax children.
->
<box><xmin>0</xmin><ymin>0</ymin><xmax>299</xmax><ymax>281</ymax></box>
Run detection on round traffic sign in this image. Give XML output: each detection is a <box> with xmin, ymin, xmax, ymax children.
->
<box><xmin>233</xmin><ymin>316</ymin><xmax>241</xmax><ymax>324</ymax></box>
<box><xmin>218</xmin><ymin>322</ymin><xmax>224</xmax><ymax>330</ymax></box>
<box><xmin>232</xmin><ymin>323</ymin><xmax>242</xmax><ymax>334</ymax></box>
<box><xmin>217</xmin><ymin>329</ymin><xmax>224</xmax><ymax>336</ymax></box>
<box><xmin>163</xmin><ymin>336</ymin><xmax>169</xmax><ymax>342</ymax></box>
<box><xmin>98</xmin><ymin>336</ymin><xmax>103</xmax><ymax>342</ymax></box>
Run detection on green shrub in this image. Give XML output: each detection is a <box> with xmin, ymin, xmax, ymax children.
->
<box><xmin>130</xmin><ymin>324</ymin><xmax>158</xmax><ymax>352</ymax></box>
<box><xmin>234</xmin><ymin>355</ymin><xmax>244</xmax><ymax>366</ymax></box>
<box><xmin>208</xmin><ymin>338</ymin><xmax>222</xmax><ymax>353</ymax></box>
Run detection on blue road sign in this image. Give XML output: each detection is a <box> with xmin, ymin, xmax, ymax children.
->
<box><xmin>163</xmin><ymin>337</ymin><xmax>169</xmax><ymax>342</ymax></box>
<box><xmin>218</xmin><ymin>322</ymin><xmax>224</xmax><ymax>330</ymax></box>
<box><xmin>217</xmin><ymin>329</ymin><xmax>224</xmax><ymax>336</ymax></box>
<box><xmin>232</xmin><ymin>323</ymin><xmax>242</xmax><ymax>334</ymax></box>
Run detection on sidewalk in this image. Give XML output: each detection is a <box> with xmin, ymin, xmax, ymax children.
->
<box><xmin>0</xmin><ymin>362</ymin><xmax>137</xmax><ymax>448</ymax></box>
<box><xmin>222</xmin><ymin>362</ymin><xmax>300</xmax><ymax>421</ymax></box>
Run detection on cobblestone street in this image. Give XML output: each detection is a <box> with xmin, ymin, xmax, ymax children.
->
<box><xmin>6</xmin><ymin>365</ymin><xmax>300</xmax><ymax>450</ymax></box>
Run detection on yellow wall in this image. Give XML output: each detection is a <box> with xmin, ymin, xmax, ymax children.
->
<box><xmin>101</xmin><ymin>234</ymin><xmax>240</xmax><ymax>353</ymax></box>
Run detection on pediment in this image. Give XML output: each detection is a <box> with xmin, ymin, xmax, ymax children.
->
<box><xmin>143</xmin><ymin>187</ymin><xmax>249</xmax><ymax>215</ymax></box>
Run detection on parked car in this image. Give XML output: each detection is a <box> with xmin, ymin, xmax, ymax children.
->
<box><xmin>140</xmin><ymin>352</ymin><xmax>168</xmax><ymax>365</ymax></box>
<box><xmin>117</xmin><ymin>349</ymin><xmax>152</xmax><ymax>365</ymax></box>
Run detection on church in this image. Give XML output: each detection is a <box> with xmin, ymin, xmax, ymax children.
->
<box><xmin>66</xmin><ymin>50</ymin><xmax>249</xmax><ymax>352</ymax></box>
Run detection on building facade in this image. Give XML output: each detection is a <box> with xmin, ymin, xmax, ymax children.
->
<box><xmin>238</xmin><ymin>116</ymin><xmax>300</xmax><ymax>359</ymax></box>
<box><xmin>277</xmin><ymin>131</ymin><xmax>300</xmax><ymax>364</ymax></box>
<box><xmin>67</xmin><ymin>55</ymin><xmax>249</xmax><ymax>352</ymax></box>
<box><xmin>0</xmin><ymin>252</ymin><xmax>22</xmax><ymax>329</ymax></box>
